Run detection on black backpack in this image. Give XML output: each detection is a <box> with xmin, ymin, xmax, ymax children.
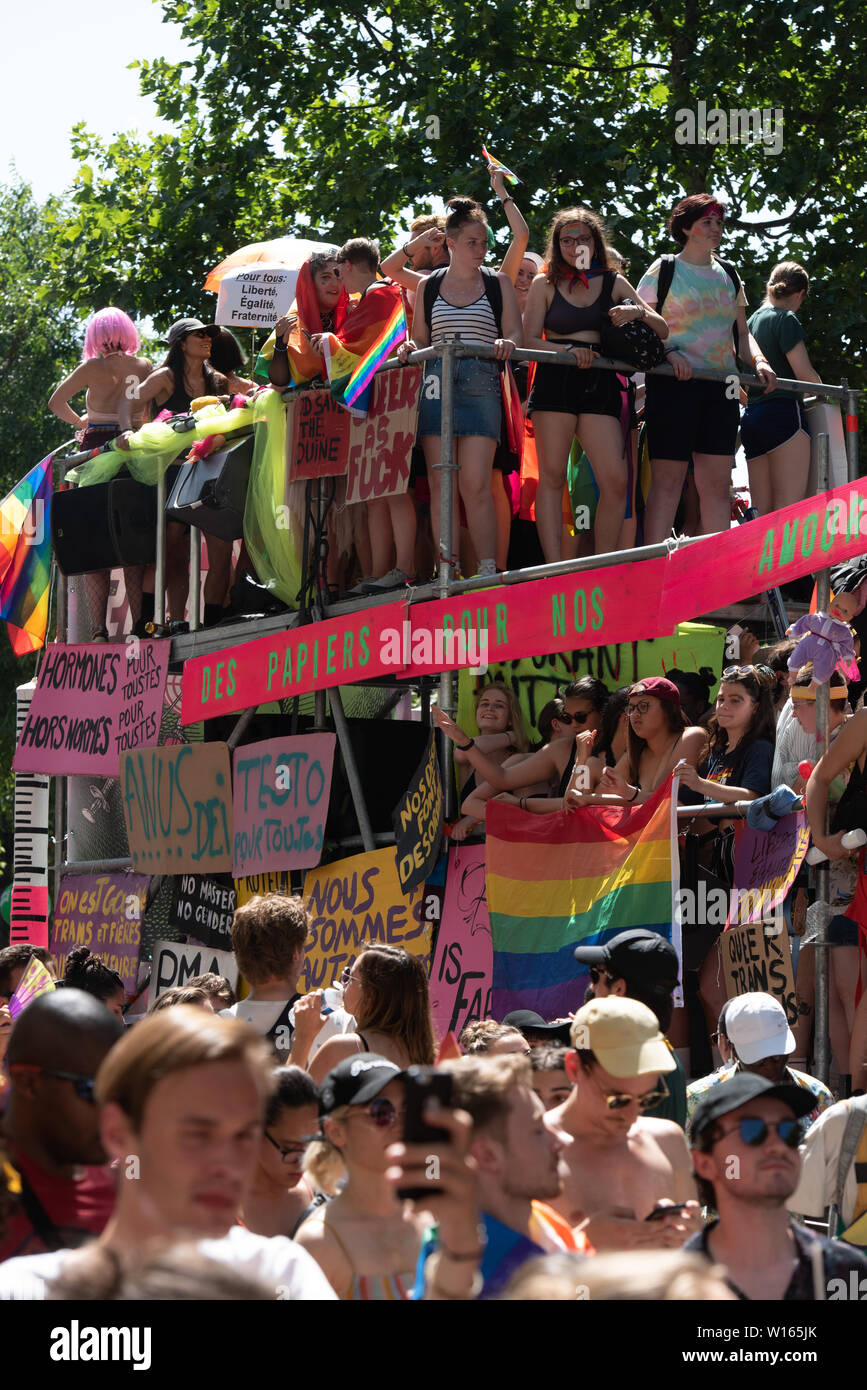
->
<box><xmin>422</xmin><ymin>266</ymin><xmax>504</xmax><ymax>335</ymax></box>
<box><xmin>656</xmin><ymin>253</ymin><xmax>743</xmax><ymax>356</ymax></box>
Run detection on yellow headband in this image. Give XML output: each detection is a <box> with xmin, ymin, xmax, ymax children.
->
<box><xmin>791</xmin><ymin>683</ymin><xmax>847</xmax><ymax>702</ymax></box>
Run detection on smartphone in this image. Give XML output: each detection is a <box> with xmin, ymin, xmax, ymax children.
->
<box><xmin>397</xmin><ymin>1066</ymin><xmax>453</xmax><ymax>1202</ymax></box>
<box><xmin>645</xmin><ymin>1202</ymin><xmax>689</xmax><ymax>1222</ymax></box>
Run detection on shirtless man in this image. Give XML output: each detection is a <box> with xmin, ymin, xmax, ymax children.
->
<box><xmin>545</xmin><ymin>997</ymin><xmax>702</xmax><ymax>1250</ymax></box>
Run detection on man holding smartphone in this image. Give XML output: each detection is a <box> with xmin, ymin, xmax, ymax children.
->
<box><xmin>545</xmin><ymin>997</ymin><xmax>702</xmax><ymax>1250</ymax></box>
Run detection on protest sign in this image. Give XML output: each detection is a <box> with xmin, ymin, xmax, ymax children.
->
<box><xmin>726</xmin><ymin>811</ymin><xmax>811</xmax><ymax>927</ymax></box>
<box><xmin>286</xmin><ymin>368</ymin><xmax>420</xmax><ymax>499</ymax></box>
<box><xmin>14</xmin><ymin>641</ymin><xmax>170</xmax><ymax>777</ymax></box>
<box><xmin>722</xmin><ymin>920</ymin><xmax>800</xmax><ymax>1026</ymax></box>
<box><xmin>391</xmin><ymin>731</ymin><xmax>443</xmax><ymax>892</ymax></box>
<box><xmin>120</xmin><ymin>743</ymin><xmax>233</xmax><ymax>873</ymax></box>
<box><xmin>51</xmin><ymin>873</ymin><xmax>149</xmax><ymax>995</ymax></box>
<box><xmin>301</xmin><ymin>846</ymin><xmax>430</xmax><ymax>993</ymax></box>
<box><xmin>235</xmin><ymin>871</ymin><xmax>293</xmax><ymax>907</ymax></box>
<box><xmin>169</xmin><ymin>874</ymin><xmax>236</xmax><ymax>951</ymax></box>
<box><xmin>148</xmin><ymin>939</ymin><xmax>238</xmax><ymax>1009</ymax></box>
<box><xmin>429</xmin><ymin>845</ymin><xmax>493</xmax><ymax>1040</ymax></box>
<box><xmin>183</xmin><ymin>477</ymin><xmax>867</xmax><ymax>723</ymax></box>
<box><xmin>232</xmin><ymin>733</ymin><xmax>335</xmax><ymax>877</ymax></box>
<box><xmin>215</xmin><ymin>265</ymin><xmax>296</xmax><ymax>328</ymax></box>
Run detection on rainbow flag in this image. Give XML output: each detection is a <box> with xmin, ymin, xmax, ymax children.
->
<box><xmin>482</xmin><ymin>144</ymin><xmax>522</xmax><ymax>186</ymax></box>
<box><xmin>324</xmin><ymin>282</ymin><xmax>407</xmax><ymax>417</ymax></box>
<box><xmin>343</xmin><ymin>300</ymin><xmax>407</xmax><ymax>408</ymax></box>
<box><xmin>485</xmin><ymin>777</ymin><xmax>680</xmax><ymax>1018</ymax></box>
<box><xmin>0</xmin><ymin>455</ymin><xmax>53</xmax><ymax>656</ymax></box>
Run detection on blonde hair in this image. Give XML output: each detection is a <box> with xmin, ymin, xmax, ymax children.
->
<box><xmin>303</xmin><ymin>1105</ymin><xmax>350</xmax><ymax>1195</ymax></box>
<box><xmin>473</xmin><ymin>681</ymin><xmax>530</xmax><ymax>753</ymax></box>
<box><xmin>95</xmin><ymin>1006</ymin><xmax>274</xmax><ymax>1131</ymax></box>
<box><xmin>767</xmin><ymin>261</ymin><xmax>809</xmax><ymax>300</ymax></box>
<box><xmin>410</xmin><ymin>213</ymin><xmax>446</xmax><ymax>238</ymax></box>
<box><xmin>502</xmin><ymin>1251</ymin><xmax>734</xmax><ymax>1301</ymax></box>
<box><xmin>441</xmin><ymin>1054</ymin><xmax>532</xmax><ymax>1139</ymax></box>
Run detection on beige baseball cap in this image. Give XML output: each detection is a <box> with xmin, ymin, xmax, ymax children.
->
<box><xmin>570</xmin><ymin>997</ymin><xmax>675</xmax><ymax>1078</ymax></box>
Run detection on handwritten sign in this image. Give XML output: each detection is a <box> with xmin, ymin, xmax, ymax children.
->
<box><xmin>14</xmin><ymin>642</ymin><xmax>170</xmax><ymax>777</ymax></box>
<box><xmin>170</xmin><ymin>874</ymin><xmax>236</xmax><ymax>951</ymax></box>
<box><xmin>184</xmin><ymin>478</ymin><xmax>867</xmax><ymax>723</ymax></box>
<box><xmin>148</xmin><ymin>939</ymin><xmax>238</xmax><ymax>1009</ymax></box>
<box><xmin>722</xmin><ymin>920</ymin><xmax>800</xmax><ymax>1026</ymax></box>
<box><xmin>727</xmin><ymin>812</ymin><xmax>811</xmax><ymax>927</ymax></box>
<box><xmin>429</xmin><ymin>845</ymin><xmax>493</xmax><ymax>1041</ymax></box>
<box><xmin>216</xmin><ymin>265</ymin><xmax>296</xmax><ymax>328</ymax></box>
<box><xmin>392</xmin><ymin>732</ymin><xmax>443</xmax><ymax>892</ymax></box>
<box><xmin>235</xmin><ymin>871</ymin><xmax>294</xmax><ymax>908</ymax></box>
<box><xmin>232</xmin><ymin>734</ymin><xmax>335</xmax><ymax>877</ymax></box>
<box><xmin>121</xmin><ymin>743</ymin><xmax>233</xmax><ymax>873</ymax></box>
<box><xmin>286</xmin><ymin>368</ymin><xmax>420</xmax><ymax>501</ymax></box>
<box><xmin>51</xmin><ymin>873</ymin><xmax>149</xmax><ymax>995</ymax></box>
<box><xmin>301</xmin><ymin>846</ymin><xmax>430</xmax><ymax>993</ymax></box>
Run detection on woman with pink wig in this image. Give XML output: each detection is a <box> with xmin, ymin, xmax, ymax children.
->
<box><xmin>48</xmin><ymin>307</ymin><xmax>153</xmax><ymax>640</ymax></box>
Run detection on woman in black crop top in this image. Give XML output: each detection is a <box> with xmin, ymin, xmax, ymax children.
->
<box><xmin>523</xmin><ymin>206</ymin><xmax>668</xmax><ymax>564</ymax></box>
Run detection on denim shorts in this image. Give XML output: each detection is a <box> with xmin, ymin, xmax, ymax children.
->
<box><xmin>740</xmin><ymin>396</ymin><xmax>808</xmax><ymax>461</ymax></box>
<box><xmin>418</xmin><ymin>358</ymin><xmax>501</xmax><ymax>441</ymax></box>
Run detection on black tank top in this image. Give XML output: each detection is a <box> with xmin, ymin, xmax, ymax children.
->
<box><xmin>558</xmin><ymin>744</ymin><xmax>577</xmax><ymax>798</ymax></box>
<box><xmin>545</xmin><ymin>272</ymin><xmax>616</xmax><ymax>337</ymax></box>
<box><xmin>833</xmin><ymin>753</ymin><xmax>867</xmax><ymax>834</ymax></box>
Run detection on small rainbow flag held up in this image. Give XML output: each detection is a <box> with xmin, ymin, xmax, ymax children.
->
<box><xmin>8</xmin><ymin>954</ymin><xmax>55</xmax><ymax>1020</ymax></box>
<box><xmin>485</xmin><ymin>777</ymin><xmax>681</xmax><ymax>1019</ymax></box>
<box><xmin>0</xmin><ymin>454</ymin><xmax>53</xmax><ymax>656</ymax></box>
<box><xmin>482</xmin><ymin>144</ymin><xmax>522</xmax><ymax>186</ymax></box>
<box><xmin>343</xmin><ymin>299</ymin><xmax>407</xmax><ymax>409</ymax></box>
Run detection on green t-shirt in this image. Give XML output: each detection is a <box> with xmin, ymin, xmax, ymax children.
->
<box><xmin>645</xmin><ymin>1042</ymin><xmax>687</xmax><ymax>1129</ymax></box>
<box><xmin>746</xmin><ymin>304</ymin><xmax>805</xmax><ymax>400</ymax></box>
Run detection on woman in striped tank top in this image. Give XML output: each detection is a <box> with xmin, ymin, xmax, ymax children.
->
<box><xmin>399</xmin><ymin>197</ymin><xmax>523</xmax><ymax>578</ymax></box>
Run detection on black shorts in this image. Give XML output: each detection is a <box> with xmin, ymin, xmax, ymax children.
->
<box><xmin>528</xmin><ymin>349</ymin><xmax>622</xmax><ymax>420</ymax></box>
<box><xmin>644</xmin><ymin>375</ymin><xmax>740</xmax><ymax>461</ymax></box>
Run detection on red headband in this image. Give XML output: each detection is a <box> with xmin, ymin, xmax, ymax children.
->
<box><xmin>705</xmin><ymin>202</ymin><xmax>725</xmax><ymax>220</ymax></box>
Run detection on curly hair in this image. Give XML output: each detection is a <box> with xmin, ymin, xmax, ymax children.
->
<box><xmin>231</xmin><ymin>895</ymin><xmax>310</xmax><ymax>986</ymax></box>
<box><xmin>62</xmin><ymin>946</ymin><xmax>124</xmax><ymax>1004</ymax></box>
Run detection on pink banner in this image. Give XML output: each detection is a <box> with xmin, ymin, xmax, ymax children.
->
<box><xmin>232</xmin><ymin>733</ymin><xmax>336</xmax><ymax>876</ymax></box>
<box><xmin>429</xmin><ymin>844</ymin><xmax>493</xmax><ymax>1042</ymax></box>
<box><xmin>182</xmin><ymin>479</ymin><xmax>867</xmax><ymax>725</ymax></box>
<box><xmin>14</xmin><ymin>640</ymin><xmax>170</xmax><ymax>777</ymax></box>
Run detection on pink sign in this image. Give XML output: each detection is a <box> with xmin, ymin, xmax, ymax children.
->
<box><xmin>429</xmin><ymin>844</ymin><xmax>493</xmax><ymax>1042</ymax></box>
<box><xmin>232</xmin><ymin>733</ymin><xmax>336</xmax><ymax>877</ymax></box>
<box><xmin>14</xmin><ymin>640</ymin><xmax>170</xmax><ymax>777</ymax></box>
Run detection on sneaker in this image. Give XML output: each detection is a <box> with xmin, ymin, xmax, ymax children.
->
<box><xmin>342</xmin><ymin>577</ymin><xmax>375</xmax><ymax>599</ymax></box>
<box><xmin>475</xmin><ymin>559</ymin><xmax>499</xmax><ymax>579</ymax></box>
<box><xmin>362</xmin><ymin>569</ymin><xmax>416</xmax><ymax>594</ymax></box>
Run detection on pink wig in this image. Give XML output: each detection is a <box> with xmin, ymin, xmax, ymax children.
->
<box><xmin>82</xmin><ymin>307</ymin><xmax>141</xmax><ymax>360</ymax></box>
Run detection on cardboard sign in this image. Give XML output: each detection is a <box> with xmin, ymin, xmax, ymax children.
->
<box><xmin>14</xmin><ymin>642</ymin><xmax>170</xmax><ymax>777</ymax></box>
<box><xmin>429</xmin><ymin>845</ymin><xmax>493</xmax><ymax>1041</ymax></box>
<box><xmin>235</xmin><ymin>871</ymin><xmax>294</xmax><ymax>908</ymax></box>
<box><xmin>183</xmin><ymin>478</ymin><xmax>867</xmax><ymax>724</ymax></box>
<box><xmin>286</xmin><ymin>367</ymin><xmax>420</xmax><ymax>500</ymax></box>
<box><xmin>216</xmin><ymin>265</ymin><xmax>296</xmax><ymax>328</ymax></box>
<box><xmin>232</xmin><ymin>734</ymin><xmax>335</xmax><ymax>877</ymax></box>
<box><xmin>148</xmin><ymin>939</ymin><xmax>238</xmax><ymax>1008</ymax></box>
<box><xmin>722</xmin><ymin>920</ymin><xmax>800</xmax><ymax>1026</ymax></box>
<box><xmin>301</xmin><ymin>846</ymin><xmax>430</xmax><ymax>993</ymax></box>
<box><xmin>51</xmin><ymin>873</ymin><xmax>149</xmax><ymax>995</ymax></box>
<box><xmin>120</xmin><ymin>743</ymin><xmax>233</xmax><ymax>873</ymax></box>
<box><xmin>727</xmin><ymin>811</ymin><xmax>811</xmax><ymax>926</ymax></box>
<box><xmin>170</xmin><ymin>874</ymin><xmax>236</xmax><ymax>951</ymax></box>
<box><xmin>391</xmin><ymin>731</ymin><xmax>443</xmax><ymax>892</ymax></box>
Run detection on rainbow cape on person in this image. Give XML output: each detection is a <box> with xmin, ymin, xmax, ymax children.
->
<box><xmin>0</xmin><ymin>454</ymin><xmax>53</xmax><ymax>656</ymax></box>
<box><xmin>323</xmin><ymin>282</ymin><xmax>407</xmax><ymax>418</ymax></box>
<box><xmin>485</xmin><ymin>776</ymin><xmax>680</xmax><ymax>1018</ymax></box>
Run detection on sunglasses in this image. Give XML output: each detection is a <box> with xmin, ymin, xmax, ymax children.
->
<box><xmin>715</xmin><ymin>1117</ymin><xmax>802</xmax><ymax>1149</ymax></box>
<box><xmin>587</xmin><ymin>1068</ymin><xmax>669</xmax><ymax>1112</ymax></box>
<box><xmin>589</xmin><ymin>966</ymin><xmax>614</xmax><ymax>986</ymax></box>
<box><xmin>264</xmin><ymin>1131</ymin><xmax>312</xmax><ymax>1162</ymax></box>
<box><xmin>721</xmin><ymin>664</ymin><xmax>774</xmax><ymax>681</ymax></box>
<box><xmin>10</xmin><ymin>1065</ymin><xmax>96</xmax><ymax>1103</ymax></box>
<box><xmin>350</xmin><ymin>1097</ymin><xmax>404</xmax><ymax>1130</ymax></box>
<box><xmin>561</xmin><ymin>711</ymin><xmax>591</xmax><ymax>725</ymax></box>
<box><xmin>187</xmin><ymin>329</ymin><xmax>212</xmax><ymax>340</ymax></box>
<box><xmin>339</xmin><ymin>965</ymin><xmax>355</xmax><ymax>987</ymax></box>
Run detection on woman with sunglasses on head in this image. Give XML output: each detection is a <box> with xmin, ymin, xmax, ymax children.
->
<box><xmin>523</xmin><ymin>207</ymin><xmax>667</xmax><ymax>562</ymax></box>
<box><xmin>434</xmin><ymin>681</ymin><xmax>606</xmax><ymax>814</ymax></box>
<box><xmin>242</xmin><ymin>1068</ymin><xmax>324</xmax><ymax>1240</ymax></box>
<box><xmin>294</xmin><ymin>1056</ymin><xmax>421</xmax><ymax>1299</ymax></box>
<box><xmin>637</xmin><ymin>194</ymin><xmax>777</xmax><ymax>544</ymax></box>
<box><xmin>307</xmin><ymin>946</ymin><xmax>435</xmax><ymax>1084</ymax></box>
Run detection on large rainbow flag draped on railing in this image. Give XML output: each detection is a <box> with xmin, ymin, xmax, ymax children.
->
<box><xmin>485</xmin><ymin>776</ymin><xmax>681</xmax><ymax>1019</ymax></box>
<box><xmin>0</xmin><ymin>454</ymin><xmax>53</xmax><ymax>655</ymax></box>
<box><xmin>323</xmin><ymin>281</ymin><xmax>407</xmax><ymax>417</ymax></box>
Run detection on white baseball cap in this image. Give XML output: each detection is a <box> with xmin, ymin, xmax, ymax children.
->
<box><xmin>725</xmin><ymin>992</ymin><xmax>796</xmax><ymax>1064</ymax></box>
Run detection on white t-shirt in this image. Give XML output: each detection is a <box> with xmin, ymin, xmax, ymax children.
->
<box><xmin>0</xmin><ymin>1225</ymin><xmax>337</xmax><ymax>1301</ymax></box>
<box><xmin>220</xmin><ymin>996</ymin><xmax>355</xmax><ymax>1060</ymax></box>
<box><xmin>788</xmin><ymin>1099</ymin><xmax>864</xmax><ymax>1228</ymax></box>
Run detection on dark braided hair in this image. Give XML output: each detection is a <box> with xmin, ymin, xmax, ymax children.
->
<box><xmin>62</xmin><ymin>947</ymin><xmax>124</xmax><ymax>1004</ymax></box>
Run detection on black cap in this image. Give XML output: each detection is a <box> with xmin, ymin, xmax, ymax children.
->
<box><xmin>501</xmin><ymin>1010</ymin><xmax>572</xmax><ymax>1044</ymax></box>
<box><xmin>690</xmin><ymin>1072</ymin><xmax>815</xmax><ymax>1143</ymax></box>
<box><xmin>318</xmin><ymin>1054</ymin><xmax>402</xmax><ymax>1116</ymax></box>
<box><xmin>573</xmin><ymin>929</ymin><xmax>679</xmax><ymax>987</ymax></box>
<box><xmin>165</xmin><ymin>318</ymin><xmax>219</xmax><ymax>347</ymax></box>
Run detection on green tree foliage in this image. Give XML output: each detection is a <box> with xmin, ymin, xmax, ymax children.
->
<box><xmin>52</xmin><ymin>0</ymin><xmax>866</xmax><ymax>392</ymax></box>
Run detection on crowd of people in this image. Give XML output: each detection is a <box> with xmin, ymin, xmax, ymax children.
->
<box><xmin>47</xmin><ymin>177</ymin><xmax>827</xmax><ymax>638</ymax></box>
